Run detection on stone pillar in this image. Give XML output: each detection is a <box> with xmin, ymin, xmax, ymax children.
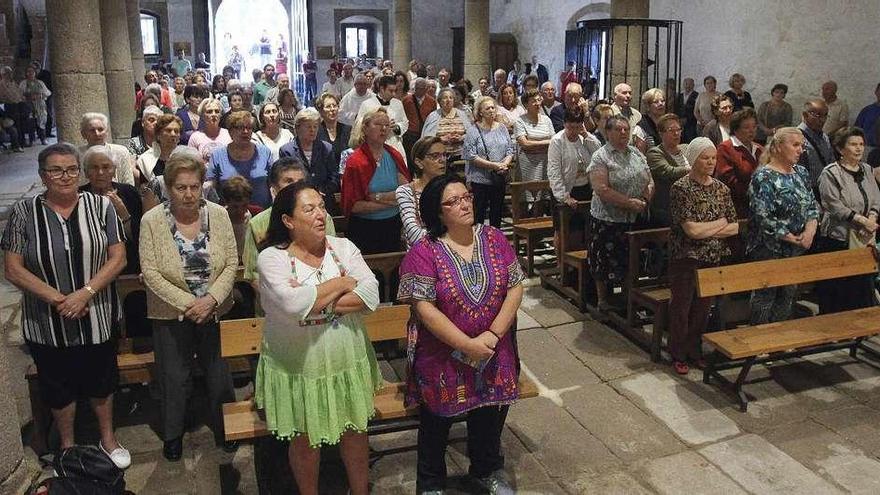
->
<box><xmin>46</xmin><ymin>0</ymin><xmax>109</xmax><ymax>145</ymax></box>
<box><xmin>609</xmin><ymin>0</ymin><xmax>649</xmax><ymax>95</ymax></box>
<box><xmin>463</xmin><ymin>0</ymin><xmax>490</xmax><ymax>85</ymax></box>
<box><xmin>392</xmin><ymin>0</ymin><xmax>411</xmax><ymax>72</ymax></box>
<box><xmin>126</xmin><ymin>0</ymin><xmax>145</xmax><ymax>83</ymax></box>
<box><xmin>0</xmin><ymin>346</ymin><xmax>36</xmax><ymax>494</ymax></box>
<box><xmin>100</xmin><ymin>0</ymin><xmax>135</xmax><ymax>142</ymax></box>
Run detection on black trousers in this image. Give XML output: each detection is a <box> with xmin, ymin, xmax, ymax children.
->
<box><xmin>472</xmin><ymin>181</ymin><xmax>505</xmax><ymax>228</ymax></box>
<box><xmin>417</xmin><ymin>405</ymin><xmax>509</xmax><ymax>492</ymax></box>
<box><xmin>815</xmin><ymin>236</ymin><xmax>875</xmax><ymax>314</ymax></box>
<box><xmin>346</xmin><ymin>214</ymin><xmax>403</xmax><ymax>254</ymax></box>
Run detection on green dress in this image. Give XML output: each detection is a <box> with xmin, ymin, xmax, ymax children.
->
<box><xmin>254</xmin><ymin>236</ymin><xmax>382</xmax><ymax>446</ymax></box>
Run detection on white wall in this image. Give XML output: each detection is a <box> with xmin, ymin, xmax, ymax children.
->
<box><xmin>650</xmin><ymin>0</ymin><xmax>880</xmax><ymax>116</ymax></box>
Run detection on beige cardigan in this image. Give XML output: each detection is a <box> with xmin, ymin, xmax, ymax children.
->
<box><xmin>139</xmin><ymin>201</ymin><xmax>238</xmax><ymax>320</ymax></box>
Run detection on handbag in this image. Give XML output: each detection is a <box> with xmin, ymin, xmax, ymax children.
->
<box><xmin>36</xmin><ymin>445</ymin><xmax>127</xmax><ymax>494</ymax></box>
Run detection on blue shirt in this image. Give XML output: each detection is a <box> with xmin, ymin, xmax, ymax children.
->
<box><xmin>361</xmin><ymin>151</ymin><xmax>400</xmax><ymax>220</ymax></box>
<box><xmin>855</xmin><ymin>103</ymin><xmax>880</xmax><ymax>147</ymax></box>
<box><xmin>209</xmin><ymin>144</ymin><xmax>274</xmax><ymax>207</ymax></box>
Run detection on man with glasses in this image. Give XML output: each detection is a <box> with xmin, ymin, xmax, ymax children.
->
<box><xmin>797</xmin><ymin>98</ymin><xmax>834</xmax><ymax>191</ymax></box>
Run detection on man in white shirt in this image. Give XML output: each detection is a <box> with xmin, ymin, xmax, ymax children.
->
<box><xmin>78</xmin><ymin>112</ymin><xmax>136</xmax><ymax>186</ymax></box>
<box><xmin>321</xmin><ymin>69</ymin><xmax>340</xmax><ymax>97</ymax></box>
<box><xmin>336</xmin><ymin>64</ymin><xmax>355</xmax><ymax>97</ymax></box>
<box><xmin>338</xmin><ymin>73</ymin><xmax>374</xmax><ymax>126</ymax></box>
<box><xmin>356</xmin><ymin>74</ymin><xmax>409</xmax><ymax>162</ymax></box>
<box><xmin>822</xmin><ymin>80</ymin><xmax>849</xmax><ymax>137</ymax></box>
<box><xmin>435</xmin><ymin>68</ymin><xmax>453</xmax><ymax>97</ymax></box>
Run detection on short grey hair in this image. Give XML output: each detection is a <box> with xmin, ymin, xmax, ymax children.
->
<box><xmin>80</xmin><ymin>112</ymin><xmax>109</xmax><ymax>132</ymax></box>
<box><xmin>540</xmin><ymin>81</ymin><xmax>554</xmax><ymax>91</ymax></box>
<box><xmin>294</xmin><ymin>107</ymin><xmax>321</xmax><ymax>127</ymax></box>
<box><xmin>226</xmin><ymin>79</ymin><xmax>242</xmax><ymax>91</ymax></box>
<box><xmin>38</xmin><ymin>142</ymin><xmax>81</xmax><ymax>171</ymax></box>
<box><xmin>437</xmin><ymin>87</ymin><xmax>456</xmax><ymax>102</ymax></box>
<box><xmin>144</xmin><ymin>83</ymin><xmax>163</xmax><ymax>99</ymax></box>
<box><xmin>412</xmin><ymin>77</ymin><xmax>427</xmax><ymax>89</ymax></box>
<box><xmin>141</xmin><ymin>105</ymin><xmax>163</xmax><ymax>120</ymax></box>
<box><xmin>81</xmin><ymin>145</ymin><xmax>116</xmax><ymax>174</ymax></box>
<box><xmin>494</xmin><ymin>69</ymin><xmax>507</xmax><ymax>78</ymax></box>
<box><xmin>198</xmin><ymin>97</ymin><xmax>222</xmax><ymax>117</ymax></box>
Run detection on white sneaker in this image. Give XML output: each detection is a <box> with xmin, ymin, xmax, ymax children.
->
<box><xmin>99</xmin><ymin>441</ymin><xmax>131</xmax><ymax>470</ymax></box>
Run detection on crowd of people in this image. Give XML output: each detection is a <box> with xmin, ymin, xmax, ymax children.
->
<box><xmin>4</xmin><ymin>50</ymin><xmax>880</xmax><ymax>495</ymax></box>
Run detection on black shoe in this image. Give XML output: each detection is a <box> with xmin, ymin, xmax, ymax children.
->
<box><xmin>163</xmin><ymin>436</ymin><xmax>183</xmax><ymax>461</ymax></box>
<box><xmin>222</xmin><ymin>440</ymin><xmax>239</xmax><ymax>453</ymax></box>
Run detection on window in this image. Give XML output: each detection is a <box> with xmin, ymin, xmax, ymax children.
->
<box><xmin>341</xmin><ymin>23</ymin><xmax>375</xmax><ymax>58</ymax></box>
<box><xmin>140</xmin><ymin>12</ymin><xmax>160</xmax><ymax>56</ymax></box>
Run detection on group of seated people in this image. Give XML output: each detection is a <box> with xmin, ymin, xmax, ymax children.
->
<box><xmin>5</xmin><ymin>59</ymin><xmax>880</xmax><ymax>494</ymax></box>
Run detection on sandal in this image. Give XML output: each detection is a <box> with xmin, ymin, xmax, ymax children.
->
<box><xmin>673</xmin><ymin>361</ymin><xmax>689</xmax><ymax>375</ymax></box>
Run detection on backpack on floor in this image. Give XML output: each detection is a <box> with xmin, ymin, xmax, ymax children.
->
<box><xmin>34</xmin><ymin>445</ymin><xmax>126</xmax><ymax>495</ymax></box>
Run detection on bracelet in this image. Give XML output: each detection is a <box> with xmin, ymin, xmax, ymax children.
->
<box><xmin>83</xmin><ymin>284</ymin><xmax>96</xmax><ymax>297</ymax></box>
<box><xmin>488</xmin><ymin>328</ymin><xmax>502</xmax><ymax>340</ymax></box>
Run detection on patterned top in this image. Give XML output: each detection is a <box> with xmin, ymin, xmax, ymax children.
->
<box><xmin>462</xmin><ymin>123</ymin><xmax>514</xmax><ymax>186</ymax></box>
<box><xmin>586</xmin><ymin>144</ymin><xmax>652</xmax><ymax>223</ymax></box>
<box><xmin>395</xmin><ymin>183</ymin><xmax>426</xmax><ymax>248</ymax></box>
<box><xmin>436</xmin><ymin>114</ymin><xmax>468</xmax><ymax>157</ymax></box>
<box><xmin>0</xmin><ymin>193</ymin><xmax>123</xmax><ymax>347</ymax></box>
<box><xmin>164</xmin><ymin>202</ymin><xmax>212</xmax><ymax>298</ymax></box>
<box><xmin>514</xmin><ymin>113</ymin><xmax>555</xmax><ymax>173</ymax></box>
<box><xmin>747</xmin><ymin>165</ymin><xmax>819</xmax><ymax>257</ymax></box>
<box><xmin>669</xmin><ymin>176</ymin><xmax>738</xmax><ymax>263</ymax></box>
<box><xmin>397</xmin><ymin>225</ymin><xmax>525</xmax><ymax>416</ymax></box>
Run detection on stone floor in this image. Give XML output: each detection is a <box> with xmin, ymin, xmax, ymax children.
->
<box><xmin>4</xmin><ymin>143</ymin><xmax>880</xmax><ymax>494</ymax></box>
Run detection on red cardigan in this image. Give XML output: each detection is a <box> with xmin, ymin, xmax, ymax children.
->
<box><xmin>714</xmin><ymin>138</ymin><xmax>764</xmax><ymax>217</ymax></box>
<box><xmin>341</xmin><ymin>142</ymin><xmax>411</xmax><ymax>216</ymax></box>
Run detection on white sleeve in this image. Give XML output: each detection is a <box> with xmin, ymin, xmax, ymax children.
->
<box><xmin>336</xmin><ymin>237</ymin><xmax>380</xmax><ymax>312</ymax></box>
<box><xmin>257</xmin><ymin>248</ymin><xmax>318</xmax><ymax>320</ymax></box>
<box><xmin>547</xmin><ymin>135</ymin><xmax>567</xmax><ymax>202</ymax></box>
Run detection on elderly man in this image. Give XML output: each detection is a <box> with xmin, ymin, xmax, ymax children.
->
<box><xmin>402</xmin><ymin>77</ymin><xmax>437</xmax><ymax>161</ymax></box>
<box><xmin>611</xmin><ymin>83</ymin><xmax>642</xmax><ymax>132</ymax></box>
<box><xmin>136</xmin><ymin>70</ymin><xmax>173</xmax><ymax>110</ymax></box>
<box><xmin>540</xmin><ymin>81</ymin><xmax>560</xmax><ymax>118</ymax></box>
<box><xmin>252</xmin><ymin>63</ymin><xmax>276</xmax><ymax>106</ymax></box>
<box><xmin>265</xmin><ymin>73</ymin><xmax>290</xmax><ymax>104</ymax></box>
<box><xmin>797</xmin><ymin>98</ymin><xmax>834</xmax><ymax>191</ymax></box>
<box><xmin>356</xmin><ymin>74</ymin><xmax>408</xmax><ymax>161</ymax></box>
<box><xmin>492</xmin><ymin>68</ymin><xmax>507</xmax><ymax>96</ymax></box>
<box><xmin>338</xmin><ymin>73</ymin><xmax>375</xmax><ymax>126</ymax></box>
<box><xmin>507</xmin><ymin>60</ymin><xmax>522</xmax><ymax>91</ymax></box>
<box><xmin>436</xmin><ymin>68</ymin><xmax>453</xmax><ymax>96</ymax></box>
<box><xmin>472</xmin><ymin>77</ymin><xmax>492</xmax><ymax>102</ymax></box>
<box><xmin>550</xmin><ymin>82</ymin><xmax>590</xmax><ymax>132</ymax></box>
<box><xmin>822</xmin><ymin>81</ymin><xmax>849</xmax><ymax>137</ymax></box>
<box><xmin>78</xmin><ymin>113</ymin><xmax>135</xmax><ymax>186</ymax></box>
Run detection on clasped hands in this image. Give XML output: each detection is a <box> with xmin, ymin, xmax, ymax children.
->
<box><xmin>184</xmin><ymin>294</ymin><xmax>218</xmax><ymax>324</ymax></box>
<box><xmin>462</xmin><ymin>331</ymin><xmax>500</xmax><ymax>361</ymax></box>
<box><xmin>54</xmin><ymin>289</ymin><xmax>92</xmax><ymax>320</ymax></box>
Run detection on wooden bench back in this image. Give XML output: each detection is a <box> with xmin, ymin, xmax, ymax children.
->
<box><xmin>625</xmin><ymin>227</ymin><xmax>671</xmax><ymax>292</ymax></box>
<box><xmin>331</xmin><ymin>215</ymin><xmax>348</xmax><ymax>236</ymax></box>
<box><xmin>697</xmin><ymin>247</ymin><xmax>879</xmax><ymax>298</ymax></box>
<box><xmin>219</xmin><ymin>304</ymin><xmax>411</xmax><ymax>358</ymax></box>
<box><xmin>364</xmin><ymin>251</ymin><xmax>407</xmax><ymax>302</ymax></box>
<box><xmin>509</xmin><ymin>180</ymin><xmax>551</xmax><ymax>223</ymax></box>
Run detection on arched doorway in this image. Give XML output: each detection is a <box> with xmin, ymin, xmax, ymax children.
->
<box><xmin>211</xmin><ymin>0</ymin><xmax>290</xmax><ymax>83</ymax></box>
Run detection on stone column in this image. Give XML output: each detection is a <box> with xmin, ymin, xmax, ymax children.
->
<box><xmin>100</xmin><ymin>0</ymin><xmax>135</xmax><ymax>143</ymax></box>
<box><xmin>47</xmin><ymin>0</ymin><xmax>109</xmax><ymax>145</ymax></box>
<box><xmin>609</xmin><ymin>0</ymin><xmax>649</xmax><ymax>95</ymax></box>
<box><xmin>392</xmin><ymin>0</ymin><xmax>411</xmax><ymax>72</ymax></box>
<box><xmin>463</xmin><ymin>0</ymin><xmax>490</xmax><ymax>84</ymax></box>
<box><xmin>0</xmin><ymin>346</ymin><xmax>36</xmax><ymax>494</ymax></box>
<box><xmin>126</xmin><ymin>0</ymin><xmax>145</xmax><ymax>83</ymax></box>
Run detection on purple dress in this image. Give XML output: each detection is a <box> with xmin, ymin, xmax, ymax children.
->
<box><xmin>398</xmin><ymin>225</ymin><xmax>525</xmax><ymax>417</ymax></box>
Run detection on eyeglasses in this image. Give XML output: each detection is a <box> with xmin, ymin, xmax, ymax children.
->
<box><xmin>807</xmin><ymin>110</ymin><xmax>828</xmax><ymax>119</ymax></box>
<box><xmin>233</xmin><ymin>126</ymin><xmax>254</xmax><ymax>132</ymax></box>
<box><xmin>664</xmin><ymin>127</ymin><xmax>683</xmax><ymax>133</ymax></box>
<box><xmin>440</xmin><ymin>193</ymin><xmax>474</xmax><ymax>208</ymax></box>
<box><xmin>425</xmin><ymin>152</ymin><xmax>447</xmax><ymax>161</ymax></box>
<box><xmin>42</xmin><ymin>167</ymin><xmax>81</xmax><ymax>179</ymax></box>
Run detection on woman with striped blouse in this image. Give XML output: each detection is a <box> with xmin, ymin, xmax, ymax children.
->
<box><xmin>2</xmin><ymin>143</ymin><xmax>130</xmax><ymax>468</ymax></box>
<box><xmin>396</xmin><ymin>136</ymin><xmax>448</xmax><ymax>247</ymax></box>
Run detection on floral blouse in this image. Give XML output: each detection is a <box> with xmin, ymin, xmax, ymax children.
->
<box><xmin>164</xmin><ymin>202</ymin><xmax>212</xmax><ymax>297</ymax></box>
<box><xmin>669</xmin><ymin>175</ymin><xmax>738</xmax><ymax>263</ymax></box>
<box><xmin>747</xmin><ymin>165</ymin><xmax>818</xmax><ymax>257</ymax></box>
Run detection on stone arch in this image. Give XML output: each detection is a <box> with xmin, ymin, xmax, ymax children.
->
<box><xmin>334</xmin><ymin>9</ymin><xmax>388</xmax><ymax>60</ymax></box>
<box><xmin>566</xmin><ymin>2</ymin><xmax>612</xmax><ymax>31</ymax></box>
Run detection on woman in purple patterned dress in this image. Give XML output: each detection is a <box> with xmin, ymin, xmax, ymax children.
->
<box><xmin>398</xmin><ymin>174</ymin><xmax>524</xmax><ymax>495</ymax></box>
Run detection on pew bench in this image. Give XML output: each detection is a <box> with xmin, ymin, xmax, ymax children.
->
<box><xmin>625</xmin><ymin>227</ymin><xmax>672</xmax><ymax>362</ymax></box>
<box><xmin>697</xmin><ymin>247</ymin><xmax>880</xmax><ymax>412</ymax></box>
<box><xmin>509</xmin><ymin>180</ymin><xmax>555</xmax><ymax>277</ymax></box>
<box><xmin>219</xmin><ymin>306</ymin><xmax>539</xmax><ymax>445</ymax></box>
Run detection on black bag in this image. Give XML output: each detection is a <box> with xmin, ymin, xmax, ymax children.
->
<box><xmin>36</xmin><ymin>446</ymin><xmax>126</xmax><ymax>495</ymax></box>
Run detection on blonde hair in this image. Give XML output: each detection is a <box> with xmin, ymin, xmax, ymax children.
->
<box><xmin>349</xmin><ymin>107</ymin><xmax>389</xmax><ymax>148</ymax></box>
<box><xmin>197</xmin><ymin>97</ymin><xmax>222</xmax><ymax>118</ymax></box>
<box><xmin>473</xmin><ymin>96</ymin><xmax>497</xmax><ymax>122</ymax></box>
<box><xmin>761</xmin><ymin>127</ymin><xmax>802</xmax><ymax>165</ymax></box>
<box><xmin>640</xmin><ymin>88</ymin><xmax>665</xmax><ymax>113</ymax></box>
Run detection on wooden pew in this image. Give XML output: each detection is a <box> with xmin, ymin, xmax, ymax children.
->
<box><xmin>219</xmin><ymin>307</ymin><xmax>540</xmax><ymax>442</ymax></box>
<box><xmin>364</xmin><ymin>251</ymin><xmax>407</xmax><ymax>303</ymax></box>
<box><xmin>509</xmin><ymin>180</ymin><xmax>555</xmax><ymax>277</ymax></box>
<box><xmin>625</xmin><ymin>227</ymin><xmax>672</xmax><ymax>362</ymax></box>
<box><xmin>541</xmin><ymin>201</ymin><xmax>592</xmax><ymax>311</ymax></box>
<box><xmin>697</xmin><ymin>247</ymin><xmax>880</xmax><ymax>412</ymax></box>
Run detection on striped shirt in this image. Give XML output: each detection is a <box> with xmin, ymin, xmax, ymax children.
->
<box><xmin>1</xmin><ymin>192</ymin><xmax>123</xmax><ymax>347</ymax></box>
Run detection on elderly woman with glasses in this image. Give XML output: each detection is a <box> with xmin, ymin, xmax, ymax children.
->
<box><xmin>3</xmin><ymin>143</ymin><xmax>129</xmax><ymax>468</ymax></box>
<box><xmin>208</xmin><ymin>110</ymin><xmax>274</xmax><ymax>207</ymax></box>
<box><xmin>646</xmin><ymin>113</ymin><xmax>691</xmax><ymax>226</ymax></box>
<box><xmin>279</xmin><ymin>107</ymin><xmax>340</xmax><ymax>214</ymax></box>
<box><xmin>398</xmin><ymin>174</ymin><xmax>524</xmax><ymax>494</ymax></box>
<box><xmin>341</xmin><ymin>108</ymin><xmax>411</xmax><ymax>253</ymax></box>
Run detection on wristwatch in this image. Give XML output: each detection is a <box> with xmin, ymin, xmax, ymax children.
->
<box><xmin>374</xmin><ymin>192</ymin><xmax>381</xmax><ymax>201</ymax></box>
<box><xmin>84</xmin><ymin>285</ymin><xmax>97</xmax><ymax>297</ymax></box>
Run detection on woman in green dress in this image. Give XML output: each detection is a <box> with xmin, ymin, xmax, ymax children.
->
<box><xmin>255</xmin><ymin>181</ymin><xmax>381</xmax><ymax>495</ymax></box>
